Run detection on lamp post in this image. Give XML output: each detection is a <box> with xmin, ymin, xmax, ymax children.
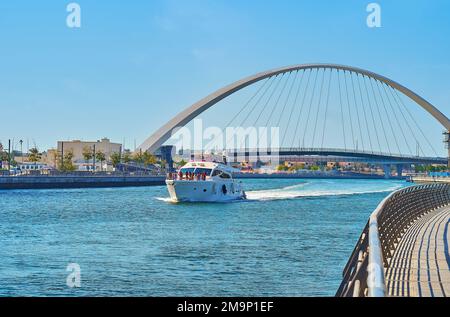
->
<box><xmin>19</xmin><ymin>140</ymin><xmax>23</xmax><ymax>163</ymax></box>
<box><xmin>8</xmin><ymin>139</ymin><xmax>11</xmax><ymax>172</ymax></box>
<box><xmin>92</xmin><ymin>144</ymin><xmax>96</xmax><ymax>172</ymax></box>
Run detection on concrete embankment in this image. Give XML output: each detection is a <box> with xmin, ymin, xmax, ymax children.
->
<box><xmin>410</xmin><ymin>176</ymin><xmax>450</xmax><ymax>184</ymax></box>
<box><xmin>0</xmin><ymin>175</ymin><xmax>166</xmax><ymax>190</ymax></box>
<box><xmin>235</xmin><ymin>172</ymin><xmax>390</xmax><ymax>179</ymax></box>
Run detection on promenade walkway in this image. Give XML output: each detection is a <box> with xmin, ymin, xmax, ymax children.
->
<box><xmin>385</xmin><ymin>205</ymin><xmax>450</xmax><ymax>297</ymax></box>
<box><xmin>337</xmin><ymin>184</ymin><xmax>450</xmax><ymax>297</ymax></box>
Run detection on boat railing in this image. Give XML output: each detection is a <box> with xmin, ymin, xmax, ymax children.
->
<box><xmin>166</xmin><ymin>172</ymin><xmax>209</xmax><ymax>181</ymax></box>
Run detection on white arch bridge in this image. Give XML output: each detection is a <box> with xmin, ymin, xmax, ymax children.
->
<box><xmin>138</xmin><ymin>63</ymin><xmax>450</xmax><ymax>168</ymax></box>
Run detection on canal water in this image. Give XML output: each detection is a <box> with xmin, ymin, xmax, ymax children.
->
<box><xmin>0</xmin><ymin>179</ymin><xmax>407</xmax><ymax>296</ymax></box>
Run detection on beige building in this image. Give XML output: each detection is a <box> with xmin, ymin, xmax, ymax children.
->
<box><xmin>57</xmin><ymin>138</ymin><xmax>122</xmax><ymax>162</ymax></box>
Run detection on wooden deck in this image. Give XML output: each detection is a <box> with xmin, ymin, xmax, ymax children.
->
<box><xmin>385</xmin><ymin>205</ymin><xmax>450</xmax><ymax>297</ymax></box>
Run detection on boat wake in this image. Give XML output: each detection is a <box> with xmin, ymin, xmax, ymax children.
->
<box><xmin>155</xmin><ymin>197</ymin><xmax>177</xmax><ymax>203</ymax></box>
<box><xmin>245</xmin><ymin>182</ymin><xmax>404</xmax><ymax>201</ymax></box>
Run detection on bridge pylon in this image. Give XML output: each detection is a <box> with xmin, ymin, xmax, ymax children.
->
<box><xmin>444</xmin><ymin>131</ymin><xmax>450</xmax><ymax>168</ymax></box>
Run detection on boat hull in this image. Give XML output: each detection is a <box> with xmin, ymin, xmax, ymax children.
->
<box><xmin>166</xmin><ymin>180</ymin><xmax>245</xmax><ymax>202</ymax></box>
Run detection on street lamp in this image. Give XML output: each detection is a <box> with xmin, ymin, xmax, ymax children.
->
<box><xmin>19</xmin><ymin>140</ymin><xmax>23</xmax><ymax>163</ymax></box>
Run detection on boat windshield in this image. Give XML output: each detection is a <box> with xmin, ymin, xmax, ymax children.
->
<box><xmin>180</xmin><ymin>168</ymin><xmax>195</xmax><ymax>174</ymax></box>
<box><xmin>194</xmin><ymin>168</ymin><xmax>212</xmax><ymax>176</ymax></box>
<box><xmin>179</xmin><ymin>167</ymin><xmax>212</xmax><ymax>176</ymax></box>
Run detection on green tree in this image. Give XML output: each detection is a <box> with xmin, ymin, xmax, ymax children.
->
<box><xmin>82</xmin><ymin>146</ymin><xmax>93</xmax><ymax>166</ymax></box>
<box><xmin>123</xmin><ymin>152</ymin><xmax>131</xmax><ymax>164</ymax></box>
<box><xmin>143</xmin><ymin>152</ymin><xmax>157</xmax><ymax>166</ymax></box>
<box><xmin>57</xmin><ymin>151</ymin><xmax>76</xmax><ymax>172</ymax></box>
<box><xmin>28</xmin><ymin>148</ymin><xmax>42</xmax><ymax>167</ymax></box>
<box><xmin>133</xmin><ymin>151</ymin><xmax>144</xmax><ymax>168</ymax></box>
<box><xmin>122</xmin><ymin>151</ymin><xmax>132</xmax><ymax>172</ymax></box>
<box><xmin>95</xmin><ymin>151</ymin><xmax>106</xmax><ymax>171</ymax></box>
<box><xmin>63</xmin><ymin>151</ymin><xmax>76</xmax><ymax>172</ymax></box>
<box><xmin>110</xmin><ymin>152</ymin><xmax>121</xmax><ymax>168</ymax></box>
<box><xmin>176</xmin><ymin>159</ymin><xmax>187</xmax><ymax>168</ymax></box>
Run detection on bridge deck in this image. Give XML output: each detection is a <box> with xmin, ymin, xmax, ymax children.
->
<box><xmin>385</xmin><ymin>205</ymin><xmax>450</xmax><ymax>297</ymax></box>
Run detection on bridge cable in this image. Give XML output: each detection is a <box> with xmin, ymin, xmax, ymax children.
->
<box><xmin>276</xmin><ymin>70</ymin><xmax>299</xmax><ymax>129</ymax></box>
<box><xmin>282</xmin><ymin>70</ymin><xmax>306</xmax><ymax>147</ymax></box>
<box><xmin>385</xmin><ymin>85</ymin><xmax>426</xmax><ymax>156</ymax></box>
<box><xmin>251</xmin><ymin>73</ymin><xmax>285</xmax><ymax>128</ymax></box>
<box><xmin>301</xmin><ymin>68</ymin><xmax>319</xmax><ymax>148</ymax></box>
<box><xmin>381</xmin><ymin>83</ymin><xmax>414</xmax><ymax>155</ymax></box>
<box><xmin>350</xmin><ymin>71</ymin><xmax>365</xmax><ymax>152</ymax></box>
<box><xmin>224</xmin><ymin>77</ymin><xmax>271</xmax><ymax>131</ymax></box>
<box><xmin>361</xmin><ymin>75</ymin><xmax>382</xmax><ymax>153</ymax></box>
<box><xmin>227</xmin><ymin>75</ymin><xmax>278</xmax><ymax>149</ymax></box>
<box><xmin>337</xmin><ymin>70</ymin><xmax>347</xmax><ymax>150</ymax></box>
<box><xmin>374</xmin><ymin>79</ymin><xmax>402</xmax><ymax>155</ymax></box>
<box><xmin>311</xmin><ymin>68</ymin><xmax>327</xmax><ymax>148</ymax></box>
<box><xmin>321</xmin><ymin>69</ymin><xmax>333</xmax><ymax>149</ymax></box>
<box><xmin>236</xmin><ymin>74</ymin><xmax>286</xmax><ymax>150</ymax></box>
<box><xmin>368</xmin><ymin>77</ymin><xmax>392</xmax><ymax>155</ymax></box>
<box><xmin>343</xmin><ymin>71</ymin><xmax>356</xmax><ymax>149</ymax></box>
<box><xmin>265</xmin><ymin>71</ymin><xmax>293</xmax><ymax>128</ymax></box>
<box><xmin>356</xmin><ymin>73</ymin><xmax>374</xmax><ymax>153</ymax></box>
<box><xmin>391</xmin><ymin>87</ymin><xmax>439</xmax><ymax>157</ymax></box>
<box><xmin>291</xmin><ymin>69</ymin><xmax>312</xmax><ymax>148</ymax></box>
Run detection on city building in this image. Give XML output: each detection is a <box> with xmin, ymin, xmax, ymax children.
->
<box><xmin>57</xmin><ymin>138</ymin><xmax>122</xmax><ymax>163</ymax></box>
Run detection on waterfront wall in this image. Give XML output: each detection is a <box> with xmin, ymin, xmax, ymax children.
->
<box><xmin>235</xmin><ymin>172</ymin><xmax>389</xmax><ymax>179</ymax></box>
<box><xmin>0</xmin><ymin>175</ymin><xmax>166</xmax><ymax>190</ymax></box>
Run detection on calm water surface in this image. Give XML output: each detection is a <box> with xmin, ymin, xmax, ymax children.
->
<box><xmin>0</xmin><ymin>179</ymin><xmax>407</xmax><ymax>296</ymax></box>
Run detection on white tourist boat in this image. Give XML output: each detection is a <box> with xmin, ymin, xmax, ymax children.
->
<box><xmin>166</xmin><ymin>161</ymin><xmax>246</xmax><ymax>202</ymax></box>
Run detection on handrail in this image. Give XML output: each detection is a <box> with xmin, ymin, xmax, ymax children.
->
<box><xmin>336</xmin><ymin>183</ymin><xmax>450</xmax><ymax>297</ymax></box>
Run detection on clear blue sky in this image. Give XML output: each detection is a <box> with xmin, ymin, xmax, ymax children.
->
<box><xmin>0</xmin><ymin>0</ymin><xmax>449</xmax><ymax>154</ymax></box>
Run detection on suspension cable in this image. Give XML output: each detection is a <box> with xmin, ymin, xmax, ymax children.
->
<box><xmin>374</xmin><ymin>79</ymin><xmax>402</xmax><ymax>155</ymax></box>
<box><xmin>321</xmin><ymin>69</ymin><xmax>333</xmax><ymax>149</ymax></box>
<box><xmin>343</xmin><ymin>71</ymin><xmax>356</xmax><ymax>149</ymax></box>
<box><xmin>311</xmin><ymin>68</ymin><xmax>327</xmax><ymax>148</ymax></box>
<box><xmin>291</xmin><ymin>69</ymin><xmax>312</xmax><ymax>148</ymax></box>
<box><xmin>337</xmin><ymin>70</ymin><xmax>347</xmax><ymax>150</ymax></box>
<box><xmin>301</xmin><ymin>68</ymin><xmax>319</xmax><ymax>148</ymax></box>
<box><xmin>356</xmin><ymin>73</ymin><xmax>373</xmax><ymax>153</ymax></box>
<box><xmin>282</xmin><ymin>70</ymin><xmax>305</xmax><ymax>146</ymax></box>
<box><xmin>361</xmin><ymin>75</ymin><xmax>382</xmax><ymax>152</ymax></box>
<box><xmin>369</xmin><ymin>78</ymin><xmax>392</xmax><ymax>155</ymax></box>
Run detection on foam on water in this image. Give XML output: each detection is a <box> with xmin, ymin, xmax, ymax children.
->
<box><xmin>156</xmin><ymin>179</ymin><xmax>406</xmax><ymax>203</ymax></box>
<box><xmin>245</xmin><ymin>181</ymin><xmax>404</xmax><ymax>201</ymax></box>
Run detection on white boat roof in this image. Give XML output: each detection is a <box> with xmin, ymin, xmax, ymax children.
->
<box><xmin>181</xmin><ymin>161</ymin><xmax>238</xmax><ymax>173</ymax></box>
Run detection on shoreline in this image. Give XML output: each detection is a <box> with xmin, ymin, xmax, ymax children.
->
<box><xmin>0</xmin><ymin>173</ymin><xmax>402</xmax><ymax>190</ymax></box>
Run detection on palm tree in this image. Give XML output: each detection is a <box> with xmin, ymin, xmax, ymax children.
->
<box><xmin>95</xmin><ymin>151</ymin><xmax>106</xmax><ymax>172</ymax></box>
<box><xmin>122</xmin><ymin>151</ymin><xmax>132</xmax><ymax>172</ymax></box>
<box><xmin>133</xmin><ymin>152</ymin><xmax>144</xmax><ymax>169</ymax></box>
<box><xmin>28</xmin><ymin>148</ymin><xmax>42</xmax><ymax>169</ymax></box>
<box><xmin>82</xmin><ymin>146</ymin><xmax>93</xmax><ymax>171</ymax></box>
<box><xmin>63</xmin><ymin>151</ymin><xmax>76</xmax><ymax>172</ymax></box>
<box><xmin>110</xmin><ymin>152</ymin><xmax>121</xmax><ymax>169</ymax></box>
<box><xmin>143</xmin><ymin>152</ymin><xmax>157</xmax><ymax>166</ymax></box>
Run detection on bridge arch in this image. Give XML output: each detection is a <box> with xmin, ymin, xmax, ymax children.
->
<box><xmin>139</xmin><ymin>63</ymin><xmax>450</xmax><ymax>153</ymax></box>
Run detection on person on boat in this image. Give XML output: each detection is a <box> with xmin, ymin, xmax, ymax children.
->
<box><xmin>179</xmin><ymin>171</ymin><xmax>183</xmax><ymax>180</ymax></box>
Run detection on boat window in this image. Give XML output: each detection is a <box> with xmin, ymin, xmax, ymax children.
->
<box><xmin>219</xmin><ymin>172</ymin><xmax>231</xmax><ymax>179</ymax></box>
<box><xmin>194</xmin><ymin>168</ymin><xmax>212</xmax><ymax>176</ymax></box>
<box><xmin>180</xmin><ymin>168</ymin><xmax>195</xmax><ymax>174</ymax></box>
<box><xmin>211</xmin><ymin>169</ymin><xmax>222</xmax><ymax>177</ymax></box>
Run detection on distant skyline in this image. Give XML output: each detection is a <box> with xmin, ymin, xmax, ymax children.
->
<box><xmin>0</xmin><ymin>0</ymin><xmax>449</xmax><ymax>153</ymax></box>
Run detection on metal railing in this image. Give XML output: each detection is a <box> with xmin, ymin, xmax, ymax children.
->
<box><xmin>336</xmin><ymin>183</ymin><xmax>450</xmax><ymax>297</ymax></box>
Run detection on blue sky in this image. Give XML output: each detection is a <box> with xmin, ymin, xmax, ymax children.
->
<box><xmin>0</xmin><ymin>0</ymin><xmax>449</xmax><ymax>154</ymax></box>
